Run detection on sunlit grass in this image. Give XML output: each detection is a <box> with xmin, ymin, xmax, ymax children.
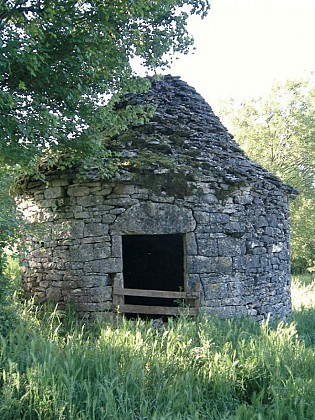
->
<box><xmin>0</xmin><ymin>271</ymin><xmax>314</xmax><ymax>419</ymax></box>
<box><xmin>292</xmin><ymin>274</ymin><xmax>315</xmax><ymax>309</ymax></box>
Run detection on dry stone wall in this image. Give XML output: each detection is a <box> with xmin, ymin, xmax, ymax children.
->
<box><xmin>17</xmin><ymin>171</ymin><xmax>292</xmax><ymax>321</ymax></box>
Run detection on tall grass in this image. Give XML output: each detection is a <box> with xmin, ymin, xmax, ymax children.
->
<box><xmin>0</xmin><ymin>272</ymin><xmax>314</xmax><ymax>419</ymax></box>
<box><xmin>292</xmin><ymin>274</ymin><xmax>315</xmax><ymax>348</ymax></box>
<box><xmin>292</xmin><ymin>274</ymin><xmax>315</xmax><ymax>309</ymax></box>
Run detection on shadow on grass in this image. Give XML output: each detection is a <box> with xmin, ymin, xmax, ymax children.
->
<box><xmin>292</xmin><ymin>306</ymin><xmax>315</xmax><ymax>347</ymax></box>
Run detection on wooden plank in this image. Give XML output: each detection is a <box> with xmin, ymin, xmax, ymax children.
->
<box><xmin>119</xmin><ymin>304</ymin><xmax>198</xmax><ymax>316</ymax></box>
<box><xmin>112</xmin><ymin>284</ymin><xmax>119</xmax><ymax>309</ymax></box>
<box><xmin>112</xmin><ymin>277</ymin><xmax>123</xmax><ymax>310</ymax></box>
<box><xmin>194</xmin><ymin>283</ymin><xmax>201</xmax><ymax>310</ymax></box>
<box><xmin>113</xmin><ymin>287</ymin><xmax>199</xmax><ymax>300</ymax></box>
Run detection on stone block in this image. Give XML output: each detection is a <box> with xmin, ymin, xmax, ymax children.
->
<box><xmin>197</xmin><ymin>239</ymin><xmax>218</xmax><ymax>256</ymax></box>
<box><xmin>77</xmin><ymin>195</ymin><xmax>104</xmax><ymax>207</ymax></box>
<box><xmin>187</xmin><ymin>256</ymin><xmax>210</xmax><ymax>273</ymax></box>
<box><xmin>272</xmin><ymin>243</ymin><xmax>284</xmax><ymax>253</ymax></box>
<box><xmin>67</xmin><ymin>186</ymin><xmax>90</xmax><ymax>197</ymax></box>
<box><xmin>102</xmin><ymin>214</ymin><xmax>116</xmax><ymax>224</ymax></box>
<box><xmin>209</xmin><ymin>213</ymin><xmax>230</xmax><ymax>224</ymax></box>
<box><xmin>111</xmin><ymin>236</ymin><xmax>122</xmax><ymax>257</ymax></box>
<box><xmin>84</xmin><ymin>223</ymin><xmax>108</xmax><ymax>237</ymax></box>
<box><xmin>65</xmin><ymin>262</ymin><xmax>84</xmax><ymax>271</ymax></box>
<box><xmin>218</xmin><ymin>237</ymin><xmax>242</xmax><ymax>256</ymax></box>
<box><xmin>70</xmin><ymin>221</ymin><xmax>84</xmax><ymax>239</ymax></box>
<box><xmin>84</xmin><ymin>258</ymin><xmax>121</xmax><ymax>274</ymax></box>
<box><xmin>70</xmin><ymin>244</ymin><xmax>94</xmax><ymax>261</ymax></box>
<box><xmin>44</xmin><ymin>187</ymin><xmax>63</xmax><ymax>199</ymax></box>
<box><xmin>113</xmin><ymin>184</ymin><xmax>136</xmax><ymax>195</ymax></box>
<box><xmin>252</xmin><ymin>247</ymin><xmax>267</xmax><ymax>255</ymax></box>
<box><xmin>205</xmin><ymin>283</ymin><xmax>227</xmax><ymax>299</ymax></box>
<box><xmin>94</xmin><ymin>187</ymin><xmax>113</xmax><ymax>196</ymax></box>
<box><xmin>245</xmin><ymin>255</ymin><xmax>261</xmax><ymax>268</ymax></box>
<box><xmin>114</xmin><ymin>202</ymin><xmax>195</xmax><ymax>234</ymax></box>
<box><xmin>81</xmin><ymin>236</ymin><xmax>110</xmax><ymax>244</ymax></box>
<box><xmin>225</xmin><ymin>221</ymin><xmax>245</xmax><ymax>236</ymax></box>
<box><xmin>221</xmin><ymin>297</ymin><xmax>242</xmax><ymax>306</ymax></box>
<box><xmin>132</xmin><ymin>193</ymin><xmax>149</xmax><ymax>200</ymax></box>
<box><xmin>93</xmin><ymin>244</ymin><xmax>111</xmax><ymax>260</ymax></box>
<box><xmin>186</xmin><ymin>233</ymin><xmax>198</xmax><ymax>255</ymax></box>
<box><xmin>109</xmin><ymin>208</ymin><xmax>126</xmax><ymax>215</ymax></box>
<box><xmin>46</xmin><ymin>287</ymin><xmax>62</xmax><ymax>301</ymax></box>
<box><xmin>255</xmin><ymin>216</ymin><xmax>268</xmax><ymax>228</ymax></box>
<box><xmin>234</xmin><ymin>194</ymin><xmax>253</xmax><ymax>205</ymax></box>
<box><xmin>76</xmin><ymin>302</ymin><xmax>112</xmax><ymax>311</ymax></box>
<box><xmin>193</xmin><ymin>211</ymin><xmax>209</xmax><ymax>224</ymax></box>
<box><xmin>41</xmin><ymin>199</ymin><xmax>57</xmax><ymax>208</ymax></box>
<box><xmin>86</xmin><ymin>287</ymin><xmax>112</xmax><ymax>302</ymax></box>
<box><xmin>79</xmin><ymin>275</ymin><xmax>110</xmax><ymax>288</ymax></box>
<box><xmin>51</xmin><ymin>178</ymin><xmax>69</xmax><ymax>187</ymax></box>
<box><xmin>204</xmin><ymin>194</ymin><xmax>219</xmax><ymax>204</ymax></box>
<box><xmin>74</xmin><ymin>211</ymin><xmax>91</xmax><ymax>219</ymax></box>
<box><xmin>211</xmin><ymin>256</ymin><xmax>233</xmax><ymax>274</ymax></box>
<box><xmin>232</xmin><ymin>255</ymin><xmax>247</xmax><ymax>273</ymax></box>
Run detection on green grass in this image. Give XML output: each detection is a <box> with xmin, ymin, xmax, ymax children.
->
<box><xmin>0</xmin><ymin>274</ymin><xmax>314</xmax><ymax>419</ymax></box>
<box><xmin>292</xmin><ymin>274</ymin><xmax>315</xmax><ymax>309</ymax></box>
<box><xmin>292</xmin><ymin>274</ymin><xmax>315</xmax><ymax>349</ymax></box>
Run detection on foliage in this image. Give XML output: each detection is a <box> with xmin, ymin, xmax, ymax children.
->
<box><xmin>0</xmin><ymin>253</ymin><xmax>22</xmax><ymax>337</ymax></box>
<box><xmin>0</xmin><ymin>167</ymin><xmax>19</xmax><ymax>248</ymax></box>
<box><xmin>0</xmin><ymin>166</ymin><xmax>22</xmax><ymax>335</ymax></box>
<box><xmin>290</xmin><ymin>194</ymin><xmax>315</xmax><ymax>273</ymax></box>
<box><xmin>0</xmin><ymin>0</ymin><xmax>211</xmax><ymax>170</ymax></box>
<box><xmin>219</xmin><ymin>77</ymin><xmax>315</xmax><ymax>273</ymax></box>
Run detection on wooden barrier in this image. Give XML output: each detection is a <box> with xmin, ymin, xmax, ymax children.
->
<box><xmin>112</xmin><ymin>279</ymin><xmax>201</xmax><ymax>316</ymax></box>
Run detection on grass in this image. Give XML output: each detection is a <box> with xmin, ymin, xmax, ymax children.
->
<box><xmin>292</xmin><ymin>274</ymin><xmax>315</xmax><ymax>309</ymax></box>
<box><xmin>0</xmin><ymin>272</ymin><xmax>314</xmax><ymax>419</ymax></box>
<box><xmin>291</xmin><ymin>274</ymin><xmax>315</xmax><ymax>349</ymax></box>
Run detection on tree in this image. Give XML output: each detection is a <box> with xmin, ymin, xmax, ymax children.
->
<box><xmin>1</xmin><ymin>0</ymin><xmax>211</xmax><ymax>169</ymax></box>
<box><xmin>0</xmin><ymin>0</ymin><xmax>211</xmax><ymax>316</ymax></box>
<box><xmin>219</xmin><ymin>78</ymin><xmax>315</xmax><ymax>273</ymax></box>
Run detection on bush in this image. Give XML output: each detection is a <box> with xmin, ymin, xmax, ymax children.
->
<box><xmin>0</xmin><ymin>254</ymin><xmax>22</xmax><ymax>337</ymax></box>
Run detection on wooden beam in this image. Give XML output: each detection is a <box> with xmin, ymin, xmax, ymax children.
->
<box><xmin>113</xmin><ymin>287</ymin><xmax>199</xmax><ymax>300</ymax></box>
<box><xmin>194</xmin><ymin>283</ymin><xmax>201</xmax><ymax>310</ymax></box>
<box><xmin>119</xmin><ymin>304</ymin><xmax>198</xmax><ymax>316</ymax></box>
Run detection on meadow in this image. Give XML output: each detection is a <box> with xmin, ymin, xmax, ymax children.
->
<box><xmin>0</xmin><ymin>273</ymin><xmax>314</xmax><ymax>419</ymax></box>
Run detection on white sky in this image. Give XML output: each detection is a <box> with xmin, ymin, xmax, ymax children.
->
<box><xmin>162</xmin><ymin>0</ymin><xmax>315</xmax><ymax>112</ymax></box>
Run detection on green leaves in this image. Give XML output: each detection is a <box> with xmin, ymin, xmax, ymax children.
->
<box><xmin>0</xmin><ymin>0</ymin><xmax>211</xmax><ymax>170</ymax></box>
<box><xmin>219</xmin><ymin>77</ymin><xmax>315</xmax><ymax>273</ymax></box>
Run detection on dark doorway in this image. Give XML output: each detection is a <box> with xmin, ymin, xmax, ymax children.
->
<box><xmin>122</xmin><ymin>234</ymin><xmax>184</xmax><ymax>310</ymax></box>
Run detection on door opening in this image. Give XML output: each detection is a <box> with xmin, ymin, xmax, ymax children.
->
<box><xmin>122</xmin><ymin>234</ymin><xmax>185</xmax><ymax>312</ymax></box>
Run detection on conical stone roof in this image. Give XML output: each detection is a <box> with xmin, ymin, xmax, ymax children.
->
<box><xmin>108</xmin><ymin>75</ymin><xmax>294</xmax><ymax>194</ymax></box>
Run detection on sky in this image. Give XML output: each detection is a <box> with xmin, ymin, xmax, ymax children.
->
<box><xmin>161</xmin><ymin>0</ymin><xmax>315</xmax><ymax>112</ymax></box>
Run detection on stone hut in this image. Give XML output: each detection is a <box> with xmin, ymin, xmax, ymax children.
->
<box><xmin>16</xmin><ymin>75</ymin><xmax>297</xmax><ymax>321</ymax></box>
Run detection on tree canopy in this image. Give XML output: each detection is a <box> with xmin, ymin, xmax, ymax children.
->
<box><xmin>0</xmin><ymin>0</ymin><xmax>210</xmax><ymax>169</ymax></box>
<box><xmin>219</xmin><ymin>77</ymin><xmax>315</xmax><ymax>273</ymax></box>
